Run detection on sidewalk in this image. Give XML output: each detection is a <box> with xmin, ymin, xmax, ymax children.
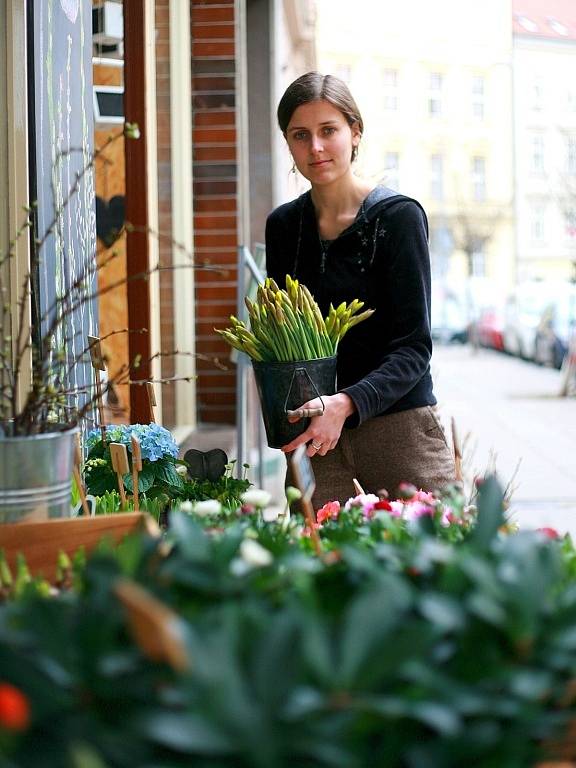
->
<box><xmin>431</xmin><ymin>344</ymin><xmax>576</xmax><ymax>536</ymax></box>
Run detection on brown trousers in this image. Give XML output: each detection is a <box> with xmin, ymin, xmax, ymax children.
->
<box><xmin>287</xmin><ymin>406</ymin><xmax>456</xmax><ymax>508</ymax></box>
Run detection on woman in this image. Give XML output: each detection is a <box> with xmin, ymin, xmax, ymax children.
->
<box><xmin>265</xmin><ymin>72</ymin><xmax>455</xmax><ymax>506</ymax></box>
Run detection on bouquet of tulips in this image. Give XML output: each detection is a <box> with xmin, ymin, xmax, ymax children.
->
<box><xmin>216</xmin><ymin>275</ymin><xmax>374</xmax><ymax>362</ymax></box>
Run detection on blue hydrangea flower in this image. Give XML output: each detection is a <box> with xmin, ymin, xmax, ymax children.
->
<box><xmin>86</xmin><ymin>423</ymin><xmax>178</xmax><ymax>462</ymax></box>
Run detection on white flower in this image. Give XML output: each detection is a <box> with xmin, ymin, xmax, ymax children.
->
<box><xmin>262</xmin><ymin>506</ymin><xmax>280</xmax><ymax>523</ymax></box>
<box><xmin>239</xmin><ymin>539</ymin><xmax>273</xmax><ymax>568</ymax></box>
<box><xmin>175</xmin><ymin>465</ymin><xmax>189</xmax><ymax>477</ymax></box>
<box><xmin>192</xmin><ymin>499</ymin><xmax>222</xmax><ymax>517</ymax></box>
<box><xmin>241</xmin><ymin>489</ymin><xmax>272</xmax><ymax>508</ymax></box>
<box><xmin>179</xmin><ymin>501</ymin><xmax>194</xmax><ymax>514</ymax></box>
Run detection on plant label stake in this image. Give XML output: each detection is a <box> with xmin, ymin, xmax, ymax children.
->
<box><xmin>451</xmin><ymin>417</ymin><xmax>463</xmax><ymax>483</ymax></box>
<box><xmin>110</xmin><ymin>443</ymin><xmax>129</xmax><ymax>509</ymax></box>
<box><xmin>131</xmin><ymin>434</ymin><xmax>142</xmax><ymax>511</ymax></box>
<box><xmin>73</xmin><ymin>433</ymin><xmax>91</xmax><ymax>517</ymax></box>
<box><xmin>291</xmin><ymin>444</ymin><xmax>322</xmax><ymax>556</ymax></box>
<box><xmin>115</xmin><ymin>579</ymin><xmax>189</xmax><ymax>671</ymax></box>
<box><xmin>87</xmin><ymin>335</ymin><xmax>107</xmax><ymax>445</ymax></box>
<box><xmin>352</xmin><ymin>478</ymin><xmax>366</xmax><ymax>496</ymax></box>
<box><xmin>146</xmin><ymin>382</ymin><xmax>156</xmax><ymax>423</ymax></box>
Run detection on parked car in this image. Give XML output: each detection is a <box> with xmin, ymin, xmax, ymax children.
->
<box><xmin>431</xmin><ymin>283</ymin><xmax>468</xmax><ymax>344</ymax></box>
<box><xmin>503</xmin><ymin>282</ymin><xmax>556</xmax><ymax>361</ymax></box>
<box><xmin>471</xmin><ymin>306</ymin><xmax>505</xmax><ymax>351</ymax></box>
<box><xmin>533</xmin><ymin>287</ymin><xmax>576</xmax><ymax>369</ymax></box>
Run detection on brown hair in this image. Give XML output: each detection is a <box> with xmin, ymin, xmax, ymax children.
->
<box><xmin>277</xmin><ymin>72</ymin><xmax>364</xmax><ymax>161</ymax></box>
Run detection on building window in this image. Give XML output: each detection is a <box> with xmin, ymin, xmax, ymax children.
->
<box><xmin>471</xmin><ymin>75</ymin><xmax>484</xmax><ymax>120</ymax></box>
<box><xmin>531</xmin><ymin>77</ymin><xmax>544</xmax><ymax>111</ymax></box>
<box><xmin>428</xmin><ymin>71</ymin><xmax>443</xmax><ymax>117</ymax></box>
<box><xmin>430</xmin><ymin>154</ymin><xmax>443</xmax><ymax>200</ymax></box>
<box><xmin>384</xmin><ymin>151</ymin><xmax>399</xmax><ymax>191</ymax></box>
<box><xmin>471</xmin><ymin>156</ymin><xmax>486</xmax><ymax>201</ymax></box>
<box><xmin>567</xmin><ymin>136</ymin><xmax>576</xmax><ymax>175</ymax></box>
<box><xmin>383</xmin><ymin>68</ymin><xmax>398</xmax><ymax>111</ymax></box>
<box><xmin>531</xmin><ymin>134</ymin><xmax>545</xmax><ymax>173</ymax></box>
<box><xmin>429</xmin><ymin>225</ymin><xmax>453</xmax><ymax>277</ymax></box>
<box><xmin>530</xmin><ymin>204</ymin><xmax>546</xmax><ymax>242</ymax></box>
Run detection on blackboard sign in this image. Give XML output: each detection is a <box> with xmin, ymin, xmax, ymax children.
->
<box><xmin>30</xmin><ymin>0</ymin><xmax>97</xmax><ymax>420</ymax></box>
<box><xmin>291</xmin><ymin>444</ymin><xmax>316</xmax><ymax>502</ymax></box>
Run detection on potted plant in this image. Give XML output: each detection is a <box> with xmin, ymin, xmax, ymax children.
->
<box><xmin>3</xmin><ymin>478</ymin><xmax>576</xmax><ymax>765</ymax></box>
<box><xmin>216</xmin><ymin>275</ymin><xmax>374</xmax><ymax>447</ymax></box>
<box><xmin>0</xmin><ymin>124</ymin><xmax>199</xmax><ymax>525</ymax></box>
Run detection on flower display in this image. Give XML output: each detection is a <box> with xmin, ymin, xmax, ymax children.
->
<box><xmin>240</xmin><ymin>489</ymin><xmax>272</xmax><ymax>508</ymax></box>
<box><xmin>239</xmin><ymin>539</ymin><xmax>273</xmax><ymax>568</ymax></box>
<box><xmin>188</xmin><ymin>499</ymin><xmax>222</xmax><ymax>517</ymax></box>
<box><xmin>216</xmin><ymin>275</ymin><xmax>374</xmax><ymax>362</ymax></box>
<box><xmin>84</xmin><ymin>423</ymin><xmax>182</xmax><ymax>500</ymax></box>
<box><xmin>316</xmin><ymin>500</ymin><xmax>340</xmax><ymax>524</ymax></box>
<box><xmin>85</xmin><ymin>424</ymin><xmax>178</xmax><ymax>462</ymax></box>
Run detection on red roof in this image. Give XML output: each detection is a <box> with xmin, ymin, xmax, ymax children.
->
<box><xmin>513</xmin><ymin>0</ymin><xmax>576</xmax><ymax>41</ymax></box>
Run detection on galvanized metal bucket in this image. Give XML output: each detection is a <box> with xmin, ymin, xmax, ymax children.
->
<box><xmin>0</xmin><ymin>427</ymin><xmax>78</xmax><ymax>523</ymax></box>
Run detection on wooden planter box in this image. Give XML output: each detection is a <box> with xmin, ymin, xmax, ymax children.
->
<box><xmin>0</xmin><ymin>513</ymin><xmax>155</xmax><ymax>582</ymax></box>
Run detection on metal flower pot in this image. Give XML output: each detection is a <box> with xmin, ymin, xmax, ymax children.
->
<box><xmin>0</xmin><ymin>427</ymin><xmax>78</xmax><ymax>523</ymax></box>
<box><xmin>252</xmin><ymin>356</ymin><xmax>338</xmax><ymax>449</ymax></box>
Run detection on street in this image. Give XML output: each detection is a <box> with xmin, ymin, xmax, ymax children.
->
<box><xmin>432</xmin><ymin>343</ymin><xmax>576</xmax><ymax>536</ymax></box>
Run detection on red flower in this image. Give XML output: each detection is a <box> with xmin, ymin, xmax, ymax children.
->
<box><xmin>538</xmin><ymin>527</ymin><xmax>560</xmax><ymax>539</ymax></box>
<box><xmin>316</xmin><ymin>500</ymin><xmax>340</xmax><ymax>525</ymax></box>
<box><xmin>0</xmin><ymin>683</ymin><xmax>30</xmax><ymax>731</ymax></box>
<box><xmin>374</xmin><ymin>499</ymin><xmax>392</xmax><ymax>511</ymax></box>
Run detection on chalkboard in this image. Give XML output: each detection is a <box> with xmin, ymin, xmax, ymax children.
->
<box><xmin>30</xmin><ymin>0</ymin><xmax>97</xmax><ymax>421</ymax></box>
<box><xmin>291</xmin><ymin>443</ymin><xmax>316</xmax><ymax>502</ymax></box>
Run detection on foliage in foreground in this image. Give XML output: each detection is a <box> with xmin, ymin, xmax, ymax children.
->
<box><xmin>1</xmin><ymin>479</ymin><xmax>576</xmax><ymax>767</ymax></box>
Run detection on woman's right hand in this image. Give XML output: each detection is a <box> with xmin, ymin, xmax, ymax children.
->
<box><xmin>281</xmin><ymin>392</ymin><xmax>356</xmax><ymax>457</ymax></box>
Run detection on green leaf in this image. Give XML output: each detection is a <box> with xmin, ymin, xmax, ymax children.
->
<box><xmin>467</xmin><ymin>592</ymin><xmax>507</xmax><ymax>626</ymax></box>
<box><xmin>471</xmin><ymin>475</ymin><xmax>505</xmax><ymax>549</ymax></box>
<box><xmin>339</xmin><ymin>575</ymin><xmax>411</xmax><ymax>685</ymax></box>
<box><xmin>123</xmin><ymin>465</ymin><xmax>155</xmax><ymax>493</ymax></box>
<box><xmin>411</xmin><ymin>701</ymin><xmax>461</xmax><ymax>736</ymax></box>
<box><xmin>150</xmin><ymin>460</ymin><xmax>184</xmax><ymax>489</ymax></box>
<box><xmin>85</xmin><ymin>466</ymin><xmax>116</xmax><ymax>496</ymax></box>
<box><xmin>418</xmin><ymin>593</ymin><xmax>465</xmax><ymax>631</ymax></box>
<box><xmin>139</xmin><ymin>712</ymin><xmax>234</xmax><ymax>754</ymax></box>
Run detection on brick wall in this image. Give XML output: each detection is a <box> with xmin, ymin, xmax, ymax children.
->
<box><xmin>191</xmin><ymin>0</ymin><xmax>238</xmax><ymax>425</ymax></box>
<box><xmin>155</xmin><ymin>0</ymin><xmax>176</xmax><ymax>427</ymax></box>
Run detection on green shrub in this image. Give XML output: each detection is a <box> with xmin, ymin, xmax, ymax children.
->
<box><xmin>1</xmin><ymin>478</ymin><xmax>576</xmax><ymax>767</ymax></box>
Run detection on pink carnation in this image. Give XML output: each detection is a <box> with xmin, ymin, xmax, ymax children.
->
<box><xmin>403</xmin><ymin>501</ymin><xmax>435</xmax><ymax>520</ymax></box>
<box><xmin>414</xmin><ymin>490</ymin><xmax>436</xmax><ymax>504</ymax></box>
<box><xmin>441</xmin><ymin>507</ymin><xmax>460</xmax><ymax>526</ymax></box>
<box><xmin>388</xmin><ymin>501</ymin><xmax>404</xmax><ymax>517</ymax></box>
<box><xmin>344</xmin><ymin>493</ymin><xmax>380</xmax><ymax>516</ymax></box>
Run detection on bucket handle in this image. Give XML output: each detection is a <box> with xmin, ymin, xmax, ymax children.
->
<box><xmin>284</xmin><ymin>367</ymin><xmax>325</xmax><ymax>420</ymax></box>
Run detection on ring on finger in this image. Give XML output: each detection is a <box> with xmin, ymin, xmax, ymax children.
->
<box><xmin>311</xmin><ymin>440</ymin><xmax>323</xmax><ymax>451</ymax></box>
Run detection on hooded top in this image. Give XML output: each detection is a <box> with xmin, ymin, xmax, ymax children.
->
<box><xmin>265</xmin><ymin>185</ymin><xmax>436</xmax><ymax>428</ymax></box>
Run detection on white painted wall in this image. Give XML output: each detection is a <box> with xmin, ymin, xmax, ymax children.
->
<box><xmin>513</xmin><ymin>37</ymin><xmax>576</xmax><ymax>281</ymax></box>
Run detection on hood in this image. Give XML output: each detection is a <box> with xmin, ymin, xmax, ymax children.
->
<box><xmin>302</xmin><ymin>185</ymin><xmax>409</xmax><ymax>238</ymax></box>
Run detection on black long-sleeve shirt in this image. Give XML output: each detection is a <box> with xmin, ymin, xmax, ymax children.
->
<box><xmin>265</xmin><ymin>185</ymin><xmax>436</xmax><ymax>428</ymax></box>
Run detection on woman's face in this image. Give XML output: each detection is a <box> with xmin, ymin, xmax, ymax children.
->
<box><xmin>285</xmin><ymin>99</ymin><xmax>360</xmax><ymax>186</ymax></box>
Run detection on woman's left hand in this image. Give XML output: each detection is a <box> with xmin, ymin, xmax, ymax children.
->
<box><xmin>281</xmin><ymin>392</ymin><xmax>356</xmax><ymax>457</ymax></box>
